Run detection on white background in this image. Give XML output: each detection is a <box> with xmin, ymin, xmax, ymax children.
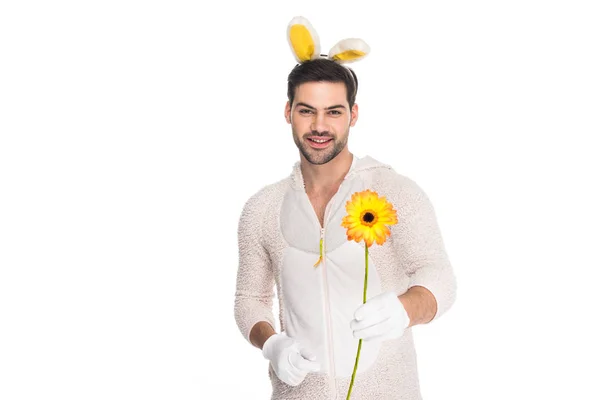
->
<box><xmin>1</xmin><ymin>1</ymin><xmax>599</xmax><ymax>399</ymax></box>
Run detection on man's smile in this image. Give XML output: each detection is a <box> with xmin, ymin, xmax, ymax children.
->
<box><xmin>306</xmin><ymin>136</ymin><xmax>334</xmax><ymax>148</ymax></box>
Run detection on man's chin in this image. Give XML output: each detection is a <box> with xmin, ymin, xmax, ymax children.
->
<box><xmin>301</xmin><ymin>148</ymin><xmax>338</xmax><ymax>165</ymax></box>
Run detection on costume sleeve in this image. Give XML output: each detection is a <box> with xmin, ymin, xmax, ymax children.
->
<box><xmin>391</xmin><ymin>177</ymin><xmax>457</xmax><ymax>321</ymax></box>
<box><xmin>234</xmin><ymin>191</ymin><xmax>277</xmax><ymax>342</ymax></box>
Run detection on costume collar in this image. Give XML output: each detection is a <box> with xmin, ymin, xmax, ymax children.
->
<box><xmin>290</xmin><ymin>154</ymin><xmax>391</xmax><ymax>190</ymax></box>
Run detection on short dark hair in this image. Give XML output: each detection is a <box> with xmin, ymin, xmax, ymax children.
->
<box><xmin>287</xmin><ymin>58</ymin><xmax>359</xmax><ymax>108</ymax></box>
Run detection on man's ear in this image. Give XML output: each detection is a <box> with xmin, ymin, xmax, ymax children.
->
<box><xmin>350</xmin><ymin>103</ymin><xmax>359</xmax><ymax>127</ymax></box>
<box><xmin>285</xmin><ymin>101</ymin><xmax>292</xmax><ymax>124</ymax></box>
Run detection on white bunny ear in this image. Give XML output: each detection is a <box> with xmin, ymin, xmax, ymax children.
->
<box><xmin>287</xmin><ymin>16</ymin><xmax>321</xmax><ymax>63</ymax></box>
<box><xmin>328</xmin><ymin>38</ymin><xmax>370</xmax><ymax>64</ymax></box>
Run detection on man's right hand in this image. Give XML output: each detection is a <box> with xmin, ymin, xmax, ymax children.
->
<box><xmin>261</xmin><ymin>332</ymin><xmax>320</xmax><ymax>386</ymax></box>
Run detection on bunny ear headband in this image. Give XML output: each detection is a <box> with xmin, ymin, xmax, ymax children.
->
<box><xmin>287</xmin><ymin>16</ymin><xmax>370</xmax><ymax>64</ymax></box>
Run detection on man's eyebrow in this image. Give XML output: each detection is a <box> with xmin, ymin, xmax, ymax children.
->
<box><xmin>295</xmin><ymin>102</ymin><xmax>346</xmax><ymax>110</ymax></box>
<box><xmin>295</xmin><ymin>102</ymin><xmax>316</xmax><ymax>110</ymax></box>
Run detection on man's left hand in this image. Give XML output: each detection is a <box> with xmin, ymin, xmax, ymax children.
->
<box><xmin>350</xmin><ymin>291</ymin><xmax>410</xmax><ymax>342</ymax></box>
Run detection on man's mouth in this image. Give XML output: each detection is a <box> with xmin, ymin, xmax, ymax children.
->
<box><xmin>306</xmin><ymin>136</ymin><xmax>333</xmax><ymax>149</ymax></box>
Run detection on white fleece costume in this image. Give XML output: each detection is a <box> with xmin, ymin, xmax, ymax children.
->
<box><xmin>234</xmin><ymin>154</ymin><xmax>457</xmax><ymax>399</ymax></box>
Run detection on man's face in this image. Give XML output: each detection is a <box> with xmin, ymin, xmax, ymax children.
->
<box><xmin>285</xmin><ymin>81</ymin><xmax>358</xmax><ymax>165</ymax></box>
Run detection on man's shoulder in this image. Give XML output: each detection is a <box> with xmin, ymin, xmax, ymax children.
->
<box><xmin>239</xmin><ymin>176</ymin><xmax>290</xmax><ymax>217</ymax></box>
<box><xmin>359</xmin><ymin>156</ymin><xmax>415</xmax><ymax>183</ymax></box>
<box><xmin>363</xmin><ymin>158</ymin><xmax>428</xmax><ymax>201</ymax></box>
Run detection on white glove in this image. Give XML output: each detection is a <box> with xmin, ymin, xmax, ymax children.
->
<box><xmin>262</xmin><ymin>332</ymin><xmax>320</xmax><ymax>386</ymax></box>
<box><xmin>350</xmin><ymin>291</ymin><xmax>410</xmax><ymax>342</ymax></box>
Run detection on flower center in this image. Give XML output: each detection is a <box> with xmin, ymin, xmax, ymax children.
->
<box><xmin>360</xmin><ymin>210</ymin><xmax>378</xmax><ymax>227</ymax></box>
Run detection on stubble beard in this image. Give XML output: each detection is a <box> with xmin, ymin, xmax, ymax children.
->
<box><xmin>293</xmin><ymin>129</ymin><xmax>349</xmax><ymax>166</ymax></box>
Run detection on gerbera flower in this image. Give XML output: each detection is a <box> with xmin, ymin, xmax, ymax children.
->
<box><xmin>341</xmin><ymin>189</ymin><xmax>398</xmax><ymax>399</ymax></box>
<box><xmin>341</xmin><ymin>189</ymin><xmax>398</xmax><ymax>247</ymax></box>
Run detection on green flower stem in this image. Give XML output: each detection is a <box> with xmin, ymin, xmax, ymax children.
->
<box><xmin>346</xmin><ymin>244</ymin><xmax>368</xmax><ymax>400</ymax></box>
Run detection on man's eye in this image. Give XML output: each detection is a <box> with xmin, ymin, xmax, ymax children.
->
<box><xmin>299</xmin><ymin>109</ymin><xmax>313</xmax><ymax>114</ymax></box>
<box><xmin>329</xmin><ymin>110</ymin><xmax>342</xmax><ymax>115</ymax></box>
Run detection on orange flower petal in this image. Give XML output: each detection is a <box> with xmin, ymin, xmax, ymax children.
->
<box><xmin>341</xmin><ymin>189</ymin><xmax>398</xmax><ymax>246</ymax></box>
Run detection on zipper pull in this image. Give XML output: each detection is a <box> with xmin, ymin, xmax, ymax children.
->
<box><xmin>313</xmin><ymin>228</ymin><xmax>325</xmax><ymax>267</ymax></box>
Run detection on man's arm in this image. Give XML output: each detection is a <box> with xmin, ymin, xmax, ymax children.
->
<box><xmin>249</xmin><ymin>321</ymin><xmax>276</xmax><ymax>350</ymax></box>
<box><xmin>234</xmin><ymin>191</ymin><xmax>277</xmax><ymax>343</ymax></box>
<box><xmin>392</xmin><ymin>176</ymin><xmax>457</xmax><ymax>323</ymax></box>
<box><xmin>399</xmin><ymin>285</ymin><xmax>437</xmax><ymax>327</ymax></box>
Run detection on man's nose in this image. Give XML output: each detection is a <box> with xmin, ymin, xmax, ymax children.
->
<box><xmin>311</xmin><ymin>112</ymin><xmax>329</xmax><ymax>134</ymax></box>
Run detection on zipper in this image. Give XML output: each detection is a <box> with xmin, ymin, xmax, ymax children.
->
<box><xmin>319</xmin><ymin>202</ymin><xmax>337</xmax><ymax>398</ymax></box>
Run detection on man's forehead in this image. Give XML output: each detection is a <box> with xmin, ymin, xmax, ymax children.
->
<box><xmin>294</xmin><ymin>81</ymin><xmax>349</xmax><ymax>108</ymax></box>
<box><xmin>296</xmin><ymin>81</ymin><xmax>347</xmax><ymax>93</ymax></box>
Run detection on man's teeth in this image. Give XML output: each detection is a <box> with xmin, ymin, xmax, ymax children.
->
<box><xmin>310</xmin><ymin>138</ymin><xmax>330</xmax><ymax>143</ymax></box>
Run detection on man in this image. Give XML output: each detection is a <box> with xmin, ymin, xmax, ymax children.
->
<box><xmin>234</xmin><ymin>48</ymin><xmax>456</xmax><ymax>400</ymax></box>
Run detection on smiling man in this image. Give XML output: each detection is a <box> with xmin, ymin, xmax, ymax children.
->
<box><xmin>234</xmin><ymin>56</ymin><xmax>457</xmax><ymax>399</ymax></box>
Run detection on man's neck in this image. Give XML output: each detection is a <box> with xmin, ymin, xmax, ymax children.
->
<box><xmin>300</xmin><ymin>150</ymin><xmax>354</xmax><ymax>195</ymax></box>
